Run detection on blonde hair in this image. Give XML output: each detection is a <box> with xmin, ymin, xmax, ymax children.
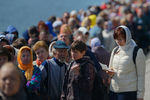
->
<box><xmin>32</xmin><ymin>41</ymin><xmax>48</xmax><ymax>52</ymax></box>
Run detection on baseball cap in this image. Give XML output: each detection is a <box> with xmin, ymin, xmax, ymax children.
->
<box><xmin>53</xmin><ymin>40</ymin><xmax>68</xmax><ymax>49</ymax></box>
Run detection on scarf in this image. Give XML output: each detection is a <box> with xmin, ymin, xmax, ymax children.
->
<box><xmin>17</xmin><ymin>46</ymin><xmax>34</xmax><ymax>81</ymax></box>
<box><xmin>36</xmin><ymin>56</ymin><xmax>51</xmax><ymax>66</ymax></box>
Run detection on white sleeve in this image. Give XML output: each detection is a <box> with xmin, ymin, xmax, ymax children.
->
<box><xmin>136</xmin><ymin>48</ymin><xmax>146</xmax><ymax>98</ymax></box>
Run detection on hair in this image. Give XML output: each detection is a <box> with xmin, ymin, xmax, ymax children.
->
<box><xmin>37</xmin><ymin>20</ymin><xmax>49</xmax><ymax>32</ymax></box>
<box><xmin>96</xmin><ymin>17</ymin><xmax>104</xmax><ymax>25</ymax></box>
<box><xmin>0</xmin><ymin>46</ymin><xmax>11</xmax><ymax>61</ymax></box>
<box><xmin>32</xmin><ymin>40</ymin><xmax>48</xmax><ymax>52</ymax></box>
<box><xmin>0</xmin><ymin>62</ymin><xmax>23</xmax><ymax>82</ymax></box>
<box><xmin>12</xmin><ymin>38</ymin><xmax>28</xmax><ymax>49</ymax></box>
<box><xmin>48</xmin><ymin>16</ymin><xmax>56</xmax><ymax>23</ymax></box>
<box><xmin>0</xmin><ymin>37</ymin><xmax>9</xmax><ymax>45</ymax></box>
<box><xmin>71</xmin><ymin>40</ymin><xmax>87</xmax><ymax>52</ymax></box>
<box><xmin>49</xmin><ymin>41</ymin><xmax>56</xmax><ymax>57</ymax></box>
<box><xmin>0</xmin><ymin>62</ymin><xmax>18</xmax><ymax>75</ymax></box>
<box><xmin>28</xmin><ymin>25</ymin><xmax>39</xmax><ymax>37</ymax></box>
<box><xmin>113</xmin><ymin>27</ymin><xmax>126</xmax><ymax>40</ymax></box>
<box><xmin>73</xmin><ymin>30</ymin><xmax>83</xmax><ymax>37</ymax></box>
<box><xmin>60</xmin><ymin>24</ymin><xmax>72</xmax><ymax>34</ymax></box>
<box><xmin>3</xmin><ymin>45</ymin><xmax>15</xmax><ymax>56</ymax></box>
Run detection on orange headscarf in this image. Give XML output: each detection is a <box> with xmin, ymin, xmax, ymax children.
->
<box><xmin>17</xmin><ymin>46</ymin><xmax>34</xmax><ymax>80</ymax></box>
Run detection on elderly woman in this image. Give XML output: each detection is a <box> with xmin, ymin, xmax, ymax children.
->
<box><xmin>17</xmin><ymin>46</ymin><xmax>41</xmax><ymax>99</ymax></box>
<box><xmin>0</xmin><ymin>62</ymin><xmax>27</xmax><ymax>100</ymax></box>
<box><xmin>32</xmin><ymin>41</ymin><xmax>50</xmax><ymax>67</ymax></box>
<box><xmin>90</xmin><ymin>37</ymin><xmax>110</xmax><ymax>66</ymax></box>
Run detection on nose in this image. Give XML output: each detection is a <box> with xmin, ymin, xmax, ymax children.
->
<box><xmin>38</xmin><ymin>52</ymin><xmax>42</xmax><ymax>57</ymax></box>
<box><xmin>5</xmin><ymin>79</ymin><xmax>11</xmax><ymax>84</ymax></box>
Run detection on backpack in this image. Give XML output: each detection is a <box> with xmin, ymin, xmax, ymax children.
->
<box><xmin>114</xmin><ymin>46</ymin><xmax>139</xmax><ymax>65</ymax></box>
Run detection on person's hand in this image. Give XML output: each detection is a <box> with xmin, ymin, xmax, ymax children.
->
<box><xmin>137</xmin><ymin>98</ymin><xmax>143</xmax><ymax>100</ymax></box>
<box><xmin>106</xmin><ymin>69</ymin><xmax>115</xmax><ymax>78</ymax></box>
<box><xmin>107</xmin><ymin>77</ymin><xmax>112</xmax><ymax>84</ymax></box>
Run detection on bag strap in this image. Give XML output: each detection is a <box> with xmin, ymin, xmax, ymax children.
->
<box><xmin>133</xmin><ymin>46</ymin><xmax>139</xmax><ymax>65</ymax></box>
<box><xmin>113</xmin><ymin>46</ymin><xmax>119</xmax><ymax>54</ymax></box>
<box><xmin>113</xmin><ymin>46</ymin><xmax>139</xmax><ymax>65</ymax></box>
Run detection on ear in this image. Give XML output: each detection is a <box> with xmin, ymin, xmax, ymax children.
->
<box><xmin>82</xmin><ymin>51</ymin><xmax>86</xmax><ymax>56</ymax></box>
<box><xmin>73</xmin><ymin>36</ymin><xmax>75</xmax><ymax>41</ymax></box>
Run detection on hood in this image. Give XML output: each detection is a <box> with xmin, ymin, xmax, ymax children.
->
<box><xmin>116</xmin><ymin>25</ymin><xmax>136</xmax><ymax>50</ymax></box>
<box><xmin>117</xmin><ymin>25</ymin><xmax>132</xmax><ymax>45</ymax></box>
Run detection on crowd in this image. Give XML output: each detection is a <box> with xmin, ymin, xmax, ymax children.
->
<box><xmin>0</xmin><ymin>0</ymin><xmax>149</xmax><ymax>100</ymax></box>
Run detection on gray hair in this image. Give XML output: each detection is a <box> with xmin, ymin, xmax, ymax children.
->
<box><xmin>96</xmin><ymin>16</ymin><xmax>104</xmax><ymax>25</ymax></box>
<box><xmin>49</xmin><ymin>41</ymin><xmax>56</xmax><ymax>57</ymax></box>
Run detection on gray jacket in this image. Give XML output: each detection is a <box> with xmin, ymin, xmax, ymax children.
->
<box><xmin>40</xmin><ymin>58</ymin><xmax>67</xmax><ymax>100</ymax></box>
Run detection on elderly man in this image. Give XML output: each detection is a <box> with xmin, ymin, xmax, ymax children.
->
<box><xmin>40</xmin><ymin>40</ymin><xmax>68</xmax><ymax>100</ymax></box>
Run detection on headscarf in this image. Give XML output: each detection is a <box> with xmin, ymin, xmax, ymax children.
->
<box><xmin>17</xmin><ymin>46</ymin><xmax>33</xmax><ymax>81</ymax></box>
<box><xmin>90</xmin><ymin>37</ymin><xmax>101</xmax><ymax>48</ymax></box>
<box><xmin>89</xmin><ymin>14</ymin><xmax>96</xmax><ymax>28</ymax></box>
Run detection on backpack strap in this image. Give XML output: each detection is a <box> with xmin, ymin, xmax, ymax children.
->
<box><xmin>113</xmin><ymin>46</ymin><xmax>119</xmax><ymax>54</ymax></box>
<box><xmin>113</xmin><ymin>46</ymin><xmax>139</xmax><ymax>65</ymax></box>
<box><xmin>133</xmin><ymin>46</ymin><xmax>139</xmax><ymax>65</ymax></box>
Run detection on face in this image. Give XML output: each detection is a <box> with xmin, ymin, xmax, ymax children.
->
<box><xmin>21</xmin><ymin>49</ymin><xmax>31</xmax><ymax>64</ymax></box>
<box><xmin>63</xmin><ymin>13</ymin><xmax>69</xmax><ymax>23</ymax></box>
<box><xmin>0</xmin><ymin>67</ymin><xmax>20</xmax><ymax>96</ymax></box>
<box><xmin>71</xmin><ymin>50</ymin><xmax>85</xmax><ymax>60</ymax></box>
<box><xmin>39</xmin><ymin>32</ymin><xmax>49</xmax><ymax>42</ymax></box>
<box><xmin>0</xmin><ymin>42</ymin><xmax>8</xmax><ymax>46</ymax></box>
<box><xmin>103</xmin><ymin>21</ymin><xmax>108</xmax><ymax>29</ymax></box>
<box><xmin>58</xmin><ymin>34</ymin><xmax>70</xmax><ymax>45</ymax></box>
<box><xmin>35</xmin><ymin>47</ymin><xmax>48</xmax><ymax>62</ymax></box>
<box><xmin>115</xmin><ymin>36</ymin><xmax>126</xmax><ymax>46</ymax></box>
<box><xmin>0</xmin><ymin>55</ymin><xmax>8</xmax><ymax>68</ymax></box>
<box><xmin>54</xmin><ymin>48</ymin><xmax>68</xmax><ymax>62</ymax></box>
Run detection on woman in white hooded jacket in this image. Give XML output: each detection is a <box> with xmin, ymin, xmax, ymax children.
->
<box><xmin>108</xmin><ymin>25</ymin><xmax>145</xmax><ymax>100</ymax></box>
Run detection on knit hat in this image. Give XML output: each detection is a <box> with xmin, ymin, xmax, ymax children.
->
<box><xmin>6</xmin><ymin>25</ymin><xmax>18</xmax><ymax>34</ymax></box>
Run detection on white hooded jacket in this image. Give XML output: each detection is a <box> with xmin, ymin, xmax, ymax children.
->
<box><xmin>109</xmin><ymin>25</ymin><xmax>145</xmax><ymax>98</ymax></box>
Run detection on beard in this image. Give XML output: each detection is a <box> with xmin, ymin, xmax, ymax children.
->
<box><xmin>58</xmin><ymin>56</ymin><xmax>66</xmax><ymax>63</ymax></box>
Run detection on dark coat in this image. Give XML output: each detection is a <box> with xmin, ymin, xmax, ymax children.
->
<box><xmin>0</xmin><ymin>88</ymin><xmax>27</xmax><ymax>100</ymax></box>
<box><xmin>61</xmin><ymin>56</ymin><xmax>96</xmax><ymax>100</ymax></box>
<box><xmin>92</xmin><ymin>46</ymin><xmax>110</xmax><ymax>66</ymax></box>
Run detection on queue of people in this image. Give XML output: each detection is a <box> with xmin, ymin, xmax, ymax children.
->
<box><xmin>0</xmin><ymin>0</ymin><xmax>149</xmax><ymax>100</ymax></box>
